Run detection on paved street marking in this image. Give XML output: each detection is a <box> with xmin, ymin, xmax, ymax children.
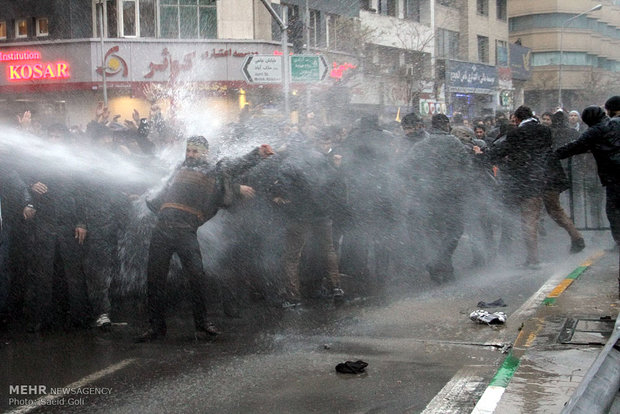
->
<box><xmin>421</xmin><ymin>365</ymin><xmax>488</xmax><ymax>414</ymax></box>
<box><xmin>7</xmin><ymin>359</ymin><xmax>136</xmax><ymax>414</ymax></box>
<box><xmin>470</xmin><ymin>251</ymin><xmax>605</xmax><ymax>414</ymax></box>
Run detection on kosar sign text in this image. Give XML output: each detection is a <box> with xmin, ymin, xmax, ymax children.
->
<box><xmin>2</xmin><ymin>50</ymin><xmax>71</xmax><ymax>81</ymax></box>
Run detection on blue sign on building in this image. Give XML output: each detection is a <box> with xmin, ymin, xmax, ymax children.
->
<box><xmin>446</xmin><ymin>60</ymin><xmax>498</xmax><ymax>94</ymax></box>
<box><xmin>509</xmin><ymin>44</ymin><xmax>532</xmax><ymax>80</ymax></box>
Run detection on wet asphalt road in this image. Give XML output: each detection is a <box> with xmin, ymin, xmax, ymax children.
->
<box><xmin>0</xmin><ymin>230</ymin><xmax>611</xmax><ymax>414</ymax></box>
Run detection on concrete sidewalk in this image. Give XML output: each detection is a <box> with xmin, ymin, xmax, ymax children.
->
<box><xmin>486</xmin><ymin>251</ymin><xmax>620</xmax><ymax>413</ymax></box>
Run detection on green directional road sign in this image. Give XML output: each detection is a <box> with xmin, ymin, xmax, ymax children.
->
<box><xmin>289</xmin><ymin>55</ymin><xmax>328</xmax><ymax>83</ymax></box>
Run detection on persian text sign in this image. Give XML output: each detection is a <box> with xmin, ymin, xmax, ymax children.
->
<box><xmin>446</xmin><ymin>60</ymin><xmax>497</xmax><ymax>94</ymax></box>
<box><xmin>241</xmin><ymin>55</ymin><xmax>282</xmax><ymax>83</ymax></box>
<box><xmin>290</xmin><ymin>55</ymin><xmax>328</xmax><ymax>82</ymax></box>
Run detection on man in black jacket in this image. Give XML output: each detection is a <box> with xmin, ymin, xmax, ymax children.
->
<box><xmin>137</xmin><ymin>136</ymin><xmax>273</xmax><ymax>342</ymax></box>
<box><xmin>556</xmin><ymin>99</ymin><xmax>620</xmax><ymax>250</ymax></box>
<box><xmin>0</xmin><ymin>162</ymin><xmax>35</xmax><ymax>327</ymax></box>
<box><xmin>483</xmin><ymin>106</ymin><xmax>553</xmax><ymax>267</ymax></box>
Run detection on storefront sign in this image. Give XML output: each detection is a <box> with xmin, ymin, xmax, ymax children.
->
<box><xmin>8</xmin><ymin>62</ymin><xmax>70</xmax><ymax>81</ymax></box>
<box><xmin>446</xmin><ymin>60</ymin><xmax>497</xmax><ymax>94</ymax></box>
<box><xmin>0</xmin><ymin>50</ymin><xmax>41</xmax><ymax>62</ymax></box>
<box><xmin>419</xmin><ymin>100</ymin><xmax>446</xmax><ymax>116</ymax></box>
<box><xmin>2</xmin><ymin>49</ymin><xmax>71</xmax><ymax>82</ymax></box>
<box><xmin>509</xmin><ymin>44</ymin><xmax>532</xmax><ymax>81</ymax></box>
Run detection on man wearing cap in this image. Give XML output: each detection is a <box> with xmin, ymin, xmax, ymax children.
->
<box><xmin>137</xmin><ymin>136</ymin><xmax>273</xmax><ymax>342</ymax></box>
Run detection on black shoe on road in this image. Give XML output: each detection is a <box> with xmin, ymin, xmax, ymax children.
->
<box><xmin>195</xmin><ymin>322</ymin><xmax>221</xmax><ymax>339</ymax></box>
<box><xmin>135</xmin><ymin>327</ymin><xmax>166</xmax><ymax>343</ymax></box>
<box><xmin>570</xmin><ymin>238</ymin><xmax>586</xmax><ymax>254</ymax></box>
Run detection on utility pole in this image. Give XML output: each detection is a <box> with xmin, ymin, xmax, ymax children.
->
<box><xmin>96</xmin><ymin>0</ymin><xmax>108</xmax><ymax>106</ymax></box>
<box><xmin>258</xmin><ymin>0</ymin><xmax>290</xmax><ymax>118</ymax></box>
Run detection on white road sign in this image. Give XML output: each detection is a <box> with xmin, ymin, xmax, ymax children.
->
<box><xmin>241</xmin><ymin>55</ymin><xmax>282</xmax><ymax>83</ymax></box>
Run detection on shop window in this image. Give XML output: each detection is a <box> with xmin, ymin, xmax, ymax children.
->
<box><xmin>0</xmin><ymin>21</ymin><xmax>6</xmax><ymax>40</ymax></box>
<box><xmin>496</xmin><ymin>0</ymin><xmax>507</xmax><ymax>21</ymax></box>
<box><xmin>478</xmin><ymin>35</ymin><xmax>489</xmax><ymax>63</ymax></box>
<box><xmin>121</xmin><ymin>0</ymin><xmax>137</xmax><ymax>37</ymax></box>
<box><xmin>477</xmin><ymin>0</ymin><xmax>488</xmax><ymax>16</ymax></box>
<box><xmin>160</xmin><ymin>0</ymin><xmax>217</xmax><ymax>39</ymax></box>
<box><xmin>15</xmin><ymin>19</ymin><xmax>28</xmax><ymax>38</ymax></box>
<box><xmin>36</xmin><ymin>18</ymin><xmax>49</xmax><ymax>37</ymax></box>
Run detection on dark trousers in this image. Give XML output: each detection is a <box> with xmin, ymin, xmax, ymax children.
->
<box><xmin>83</xmin><ymin>238</ymin><xmax>115</xmax><ymax>317</ymax></box>
<box><xmin>25</xmin><ymin>225</ymin><xmax>87</xmax><ymax>328</ymax></box>
<box><xmin>606</xmin><ymin>183</ymin><xmax>620</xmax><ymax>246</ymax></box>
<box><xmin>0</xmin><ymin>223</ymin><xmax>10</xmax><ymax>314</ymax></box>
<box><xmin>146</xmin><ymin>222</ymin><xmax>209</xmax><ymax>330</ymax></box>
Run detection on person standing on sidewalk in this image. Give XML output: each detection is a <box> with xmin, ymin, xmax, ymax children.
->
<box><xmin>545</xmin><ymin>111</ymin><xmax>585</xmax><ymax>254</ymax></box>
<box><xmin>556</xmin><ymin>97</ymin><xmax>620</xmax><ymax>296</ymax></box>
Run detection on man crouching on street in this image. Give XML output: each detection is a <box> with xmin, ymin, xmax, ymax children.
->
<box><xmin>136</xmin><ymin>136</ymin><xmax>274</xmax><ymax>342</ymax></box>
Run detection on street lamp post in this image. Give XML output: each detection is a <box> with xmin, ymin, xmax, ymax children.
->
<box><xmin>558</xmin><ymin>4</ymin><xmax>602</xmax><ymax>108</ymax></box>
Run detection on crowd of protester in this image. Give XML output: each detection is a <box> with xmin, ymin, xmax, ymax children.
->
<box><xmin>0</xmin><ymin>95</ymin><xmax>618</xmax><ymax>341</ymax></box>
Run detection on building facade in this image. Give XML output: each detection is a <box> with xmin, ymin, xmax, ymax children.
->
<box><xmin>0</xmin><ymin>1</ymin><xmax>519</xmax><ymax>129</ymax></box>
<box><xmin>509</xmin><ymin>0</ymin><xmax>620</xmax><ymax>112</ymax></box>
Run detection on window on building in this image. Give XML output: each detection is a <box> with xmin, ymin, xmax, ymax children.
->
<box><xmin>160</xmin><ymin>0</ymin><xmax>217</xmax><ymax>39</ymax></box>
<box><xmin>327</xmin><ymin>14</ymin><xmax>339</xmax><ymax>50</ymax></box>
<box><xmin>478</xmin><ymin>35</ymin><xmax>489</xmax><ymax>63</ymax></box>
<box><xmin>35</xmin><ymin>18</ymin><xmax>49</xmax><ymax>37</ymax></box>
<box><xmin>308</xmin><ymin>9</ymin><xmax>321</xmax><ymax>48</ymax></box>
<box><xmin>477</xmin><ymin>0</ymin><xmax>488</xmax><ymax>16</ymax></box>
<box><xmin>360</xmin><ymin>0</ymin><xmax>374</xmax><ymax>11</ymax></box>
<box><xmin>496</xmin><ymin>0</ymin><xmax>507</xmax><ymax>20</ymax></box>
<box><xmin>437</xmin><ymin>0</ymin><xmax>457</xmax><ymax>7</ymax></box>
<box><xmin>15</xmin><ymin>19</ymin><xmax>28</xmax><ymax>38</ymax></box>
<box><xmin>121</xmin><ymin>0</ymin><xmax>137</xmax><ymax>36</ymax></box>
<box><xmin>140</xmin><ymin>0</ymin><xmax>156</xmax><ymax>37</ymax></box>
<box><xmin>496</xmin><ymin>40</ymin><xmax>508</xmax><ymax>66</ymax></box>
<box><xmin>378</xmin><ymin>0</ymin><xmax>397</xmax><ymax>16</ymax></box>
<box><xmin>0</xmin><ymin>21</ymin><xmax>6</xmax><ymax>39</ymax></box>
<box><xmin>405</xmin><ymin>0</ymin><xmax>421</xmax><ymax>21</ymax></box>
<box><xmin>436</xmin><ymin>28</ymin><xmax>459</xmax><ymax>59</ymax></box>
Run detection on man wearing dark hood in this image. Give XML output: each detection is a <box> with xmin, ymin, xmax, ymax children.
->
<box><xmin>137</xmin><ymin>136</ymin><xmax>273</xmax><ymax>341</ymax></box>
<box><xmin>544</xmin><ymin>111</ymin><xmax>584</xmax><ymax>253</ymax></box>
<box><xmin>338</xmin><ymin>114</ymin><xmax>396</xmax><ymax>294</ymax></box>
<box><xmin>482</xmin><ymin>106</ymin><xmax>553</xmax><ymax>267</ymax></box>
<box><xmin>556</xmin><ymin>98</ymin><xmax>620</xmax><ymax>259</ymax></box>
<box><xmin>406</xmin><ymin>113</ymin><xmax>471</xmax><ymax>282</ymax></box>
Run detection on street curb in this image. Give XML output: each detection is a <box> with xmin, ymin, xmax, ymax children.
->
<box><xmin>470</xmin><ymin>251</ymin><xmax>606</xmax><ymax>414</ymax></box>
